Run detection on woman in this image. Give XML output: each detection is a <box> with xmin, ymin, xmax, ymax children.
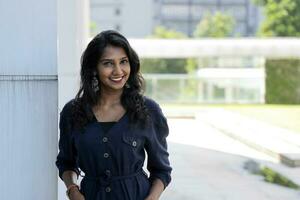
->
<box><xmin>56</xmin><ymin>30</ymin><xmax>172</xmax><ymax>200</ymax></box>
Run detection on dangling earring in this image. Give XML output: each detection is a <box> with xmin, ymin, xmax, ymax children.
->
<box><xmin>125</xmin><ymin>82</ymin><xmax>130</xmax><ymax>89</ymax></box>
<box><xmin>92</xmin><ymin>71</ymin><xmax>99</xmax><ymax>92</ymax></box>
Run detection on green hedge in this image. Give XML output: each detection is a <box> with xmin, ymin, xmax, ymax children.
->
<box><xmin>260</xmin><ymin>167</ymin><xmax>299</xmax><ymax>189</ymax></box>
<box><xmin>265</xmin><ymin>59</ymin><xmax>300</xmax><ymax>104</ymax></box>
<box><xmin>140</xmin><ymin>58</ymin><xmax>188</xmax><ymax>74</ymax></box>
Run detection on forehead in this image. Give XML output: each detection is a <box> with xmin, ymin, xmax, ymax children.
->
<box><xmin>100</xmin><ymin>45</ymin><xmax>127</xmax><ymax>59</ymax></box>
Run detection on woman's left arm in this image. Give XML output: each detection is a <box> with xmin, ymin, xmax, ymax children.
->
<box><xmin>145</xmin><ymin>103</ymin><xmax>172</xmax><ymax>200</ymax></box>
<box><xmin>145</xmin><ymin>178</ymin><xmax>165</xmax><ymax>200</ymax></box>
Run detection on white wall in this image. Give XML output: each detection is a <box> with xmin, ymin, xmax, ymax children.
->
<box><xmin>57</xmin><ymin>0</ymin><xmax>90</xmax><ymax>199</ymax></box>
<box><xmin>0</xmin><ymin>0</ymin><xmax>89</xmax><ymax>199</ymax></box>
<box><xmin>0</xmin><ymin>0</ymin><xmax>58</xmax><ymax>199</ymax></box>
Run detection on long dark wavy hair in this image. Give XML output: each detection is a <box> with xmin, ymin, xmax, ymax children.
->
<box><xmin>71</xmin><ymin>30</ymin><xmax>149</xmax><ymax>131</ymax></box>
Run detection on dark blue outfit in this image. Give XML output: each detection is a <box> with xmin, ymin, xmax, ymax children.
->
<box><xmin>56</xmin><ymin>97</ymin><xmax>172</xmax><ymax>200</ymax></box>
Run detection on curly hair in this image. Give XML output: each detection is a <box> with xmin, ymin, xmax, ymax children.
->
<box><xmin>71</xmin><ymin>30</ymin><xmax>149</xmax><ymax>131</ymax></box>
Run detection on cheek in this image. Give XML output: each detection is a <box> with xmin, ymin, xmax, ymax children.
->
<box><xmin>126</xmin><ymin>65</ymin><xmax>131</xmax><ymax>74</ymax></box>
<box><xmin>98</xmin><ymin>69</ymin><xmax>110</xmax><ymax>80</ymax></box>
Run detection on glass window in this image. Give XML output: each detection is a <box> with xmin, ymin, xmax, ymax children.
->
<box><xmin>222</xmin><ymin>6</ymin><xmax>246</xmax><ymax>19</ymax></box>
<box><xmin>162</xmin><ymin>21</ymin><xmax>190</xmax><ymax>34</ymax></box>
<box><xmin>192</xmin><ymin>0</ymin><xmax>218</xmax><ymax>3</ymax></box>
<box><xmin>161</xmin><ymin>5</ymin><xmax>189</xmax><ymax>18</ymax></box>
<box><xmin>115</xmin><ymin>8</ymin><xmax>121</xmax><ymax>16</ymax></box>
<box><xmin>162</xmin><ymin>0</ymin><xmax>187</xmax><ymax>3</ymax></box>
<box><xmin>234</xmin><ymin>23</ymin><xmax>246</xmax><ymax>36</ymax></box>
<box><xmin>220</xmin><ymin>0</ymin><xmax>247</xmax><ymax>5</ymax></box>
<box><xmin>191</xmin><ymin>5</ymin><xmax>217</xmax><ymax>18</ymax></box>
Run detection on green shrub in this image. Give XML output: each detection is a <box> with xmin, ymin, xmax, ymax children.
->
<box><xmin>265</xmin><ymin>59</ymin><xmax>300</xmax><ymax>104</ymax></box>
<box><xmin>141</xmin><ymin>58</ymin><xmax>188</xmax><ymax>74</ymax></box>
<box><xmin>260</xmin><ymin>167</ymin><xmax>299</xmax><ymax>189</ymax></box>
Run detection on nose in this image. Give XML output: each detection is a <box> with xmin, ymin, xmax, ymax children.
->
<box><xmin>113</xmin><ymin>64</ymin><xmax>122</xmax><ymax>75</ymax></box>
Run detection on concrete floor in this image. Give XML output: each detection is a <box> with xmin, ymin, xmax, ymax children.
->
<box><xmin>58</xmin><ymin>115</ymin><xmax>300</xmax><ymax>200</ymax></box>
<box><xmin>161</xmin><ymin>118</ymin><xmax>300</xmax><ymax>200</ymax></box>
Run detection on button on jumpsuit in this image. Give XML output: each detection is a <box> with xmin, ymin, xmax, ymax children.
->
<box><xmin>56</xmin><ymin>97</ymin><xmax>172</xmax><ymax>200</ymax></box>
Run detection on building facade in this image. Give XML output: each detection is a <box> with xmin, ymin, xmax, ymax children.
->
<box><xmin>90</xmin><ymin>0</ymin><xmax>262</xmax><ymax>37</ymax></box>
<box><xmin>156</xmin><ymin>0</ymin><xmax>263</xmax><ymax>37</ymax></box>
<box><xmin>90</xmin><ymin>0</ymin><xmax>154</xmax><ymax>37</ymax></box>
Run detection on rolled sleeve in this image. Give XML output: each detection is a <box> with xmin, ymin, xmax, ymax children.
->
<box><xmin>145</xmin><ymin>100</ymin><xmax>172</xmax><ymax>189</ymax></box>
<box><xmin>55</xmin><ymin>102</ymin><xmax>80</xmax><ymax>180</ymax></box>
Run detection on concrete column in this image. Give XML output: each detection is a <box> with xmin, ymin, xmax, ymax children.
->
<box><xmin>225</xmin><ymin>84</ymin><xmax>234</xmax><ymax>103</ymax></box>
<box><xmin>179</xmin><ymin>78</ymin><xmax>185</xmax><ymax>103</ymax></box>
<box><xmin>57</xmin><ymin>0</ymin><xmax>90</xmax><ymax>200</ymax></box>
<box><xmin>0</xmin><ymin>0</ymin><xmax>89</xmax><ymax>199</ymax></box>
<box><xmin>58</xmin><ymin>0</ymin><xmax>90</xmax><ymax>109</ymax></box>
<box><xmin>207</xmin><ymin>82</ymin><xmax>214</xmax><ymax>103</ymax></box>
<box><xmin>0</xmin><ymin>1</ymin><xmax>58</xmax><ymax>199</ymax></box>
<box><xmin>197</xmin><ymin>80</ymin><xmax>204</xmax><ymax>103</ymax></box>
<box><xmin>152</xmin><ymin>78</ymin><xmax>158</xmax><ymax>101</ymax></box>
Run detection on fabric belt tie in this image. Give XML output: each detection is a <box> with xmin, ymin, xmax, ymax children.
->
<box><xmin>83</xmin><ymin>169</ymin><xmax>145</xmax><ymax>187</ymax></box>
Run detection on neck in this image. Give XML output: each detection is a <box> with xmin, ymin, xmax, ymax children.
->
<box><xmin>98</xmin><ymin>89</ymin><xmax>123</xmax><ymax>107</ymax></box>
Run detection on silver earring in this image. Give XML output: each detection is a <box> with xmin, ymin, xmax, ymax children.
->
<box><xmin>125</xmin><ymin>82</ymin><xmax>130</xmax><ymax>89</ymax></box>
<box><xmin>92</xmin><ymin>72</ymin><xmax>99</xmax><ymax>92</ymax></box>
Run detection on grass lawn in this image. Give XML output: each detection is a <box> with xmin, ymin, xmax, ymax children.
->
<box><xmin>162</xmin><ymin>104</ymin><xmax>300</xmax><ymax>133</ymax></box>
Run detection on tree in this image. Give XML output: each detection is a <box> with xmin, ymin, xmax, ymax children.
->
<box><xmin>252</xmin><ymin>0</ymin><xmax>267</xmax><ymax>6</ymax></box>
<box><xmin>142</xmin><ymin>11</ymin><xmax>236</xmax><ymax>74</ymax></box>
<box><xmin>90</xmin><ymin>21</ymin><xmax>98</xmax><ymax>37</ymax></box>
<box><xmin>188</xmin><ymin>12</ymin><xmax>235</xmax><ymax>74</ymax></box>
<box><xmin>141</xmin><ymin>26</ymin><xmax>188</xmax><ymax>74</ymax></box>
<box><xmin>255</xmin><ymin>0</ymin><xmax>300</xmax><ymax>104</ymax></box>
<box><xmin>255</xmin><ymin>0</ymin><xmax>300</xmax><ymax>36</ymax></box>
<box><xmin>193</xmin><ymin>12</ymin><xmax>235</xmax><ymax>38</ymax></box>
<box><xmin>149</xmin><ymin>26</ymin><xmax>187</xmax><ymax>39</ymax></box>
<box><xmin>141</xmin><ymin>58</ymin><xmax>187</xmax><ymax>74</ymax></box>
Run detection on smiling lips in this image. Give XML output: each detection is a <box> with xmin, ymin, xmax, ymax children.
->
<box><xmin>110</xmin><ymin>76</ymin><xmax>125</xmax><ymax>83</ymax></box>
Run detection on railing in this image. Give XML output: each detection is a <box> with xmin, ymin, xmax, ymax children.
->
<box><xmin>144</xmin><ymin>68</ymin><xmax>265</xmax><ymax>104</ymax></box>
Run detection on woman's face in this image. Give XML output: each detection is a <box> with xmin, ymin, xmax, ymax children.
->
<box><xmin>96</xmin><ymin>45</ymin><xmax>131</xmax><ymax>93</ymax></box>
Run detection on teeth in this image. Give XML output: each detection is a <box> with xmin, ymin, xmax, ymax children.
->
<box><xmin>111</xmin><ymin>77</ymin><xmax>122</xmax><ymax>81</ymax></box>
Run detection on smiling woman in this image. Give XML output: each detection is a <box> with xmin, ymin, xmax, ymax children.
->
<box><xmin>97</xmin><ymin>45</ymin><xmax>131</xmax><ymax>92</ymax></box>
<box><xmin>56</xmin><ymin>30</ymin><xmax>172</xmax><ymax>200</ymax></box>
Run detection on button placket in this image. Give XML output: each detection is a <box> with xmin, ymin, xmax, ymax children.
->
<box><xmin>101</xmin><ymin>133</ymin><xmax>112</xmax><ymax>192</ymax></box>
<box><xmin>102</xmin><ymin>136</ymin><xmax>108</xmax><ymax>143</ymax></box>
<box><xmin>105</xmin><ymin>186</ymin><xmax>111</xmax><ymax>193</ymax></box>
<box><xmin>102</xmin><ymin>135</ymin><xmax>109</xmax><ymax>158</ymax></box>
<box><xmin>102</xmin><ymin>135</ymin><xmax>112</xmax><ymax>191</ymax></box>
<box><xmin>105</xmin><ymin>169</ymin><xmax>111</xmax><ymax>177</ymax></box>
<box><xmin>132</xmin><ymin>140</ymin><xmax>137</xmax><ymax>147</ymax></box>
<box><xmin>103</xmin><ymin>152</ymin><xmax>109</xmax><ymax>158</ymax></box>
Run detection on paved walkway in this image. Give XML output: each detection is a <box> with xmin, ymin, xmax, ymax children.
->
<box><xmin>196</xmin><ymin>108</ymin><xmax>300</xmax><ymax>167</ymax></box>
<box><xmin>161</xmin><ymin>116</ymin><xmax>300</xmax><ymax>200</ymax></box>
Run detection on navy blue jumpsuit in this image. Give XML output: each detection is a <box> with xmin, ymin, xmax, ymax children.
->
<box><xmin>56</xmin><ymin>97</ymin><xmax>172</xmax><ymax>200</ymax></box>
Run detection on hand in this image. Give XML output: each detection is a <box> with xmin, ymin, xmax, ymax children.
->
<box><xmin>69</xmin><ymin>188</ymin><xmax>85</xmax><ymax>200</ymax></box>
<box><xmin>144</xmin><ymin>196</ymin><xmax>158</xmax><ymax>200</ymax></box>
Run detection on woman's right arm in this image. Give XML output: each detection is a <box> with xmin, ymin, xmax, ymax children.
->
<box><xmin>62</xmin><ymin>170</ymin><xmax>85</xmax><ymax>200</ymax></box>
<box><xmin>55</xmin><ymin>102</ymin><xmax>84</xmax><ymax>199</ymax></box>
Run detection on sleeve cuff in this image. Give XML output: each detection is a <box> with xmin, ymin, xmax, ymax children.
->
<box><xmin>149</xmin><ymin>173</ymin><xmax>171</xmax><ymax>189</ymax></box>
<box><xmin>58</xmin><ymin>167</ymin><xmax>80</xmax><ymax>180</ymax></box>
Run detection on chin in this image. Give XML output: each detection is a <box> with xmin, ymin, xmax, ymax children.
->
<box><xmin>110</xmin><ymin>85</ymin><xmax>126</xmax><ymax>91</ymax></box>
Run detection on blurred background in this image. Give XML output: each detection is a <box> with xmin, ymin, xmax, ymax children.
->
<box><xmin>1</xmin><ymin>0</ymin><xmax>300</xmax><ymax>199</ymax></box>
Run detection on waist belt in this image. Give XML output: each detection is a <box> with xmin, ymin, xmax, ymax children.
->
<box><xmin>83</xmin><ymin>170</ymin><xmax>145</xmax><ymax>186</ymax></box>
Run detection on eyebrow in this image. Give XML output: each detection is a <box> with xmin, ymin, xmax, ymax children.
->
<box><xmin>100</xmin><ymin>57</ymin><xmax>128</xmax><ymax>62</ymax></box>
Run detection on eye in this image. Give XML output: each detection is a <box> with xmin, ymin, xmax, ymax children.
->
<box><xmin>120</xmin><ymin>59</ymin><xmax>128</xmax><ymax>65</ymax></box>
<box><xmin>102</xmin><ymin>61</ymin><xmax>113</xmax><ymax>67</ymax></box>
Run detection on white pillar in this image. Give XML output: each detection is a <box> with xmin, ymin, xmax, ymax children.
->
<box><xmin>0</xmin><ymin>0</ymin><xmax>58</xmax><ymax>199</ymax></box>
<box><xmin>58</xmin><ymin>0</ymin><xmax>90</xmax><ymax>109</ymax></box>
<box><xmin>207</xmin><ymin>82</ymin><xmax>214</xmax><ymax>103</ymax></box>
<box><xmin>57</xmin><ymin>0</ymin><xmax>90</xmax><ymax>200</ymax></box>
<box><xmin>225</xmin><ymin>84</ymin><xmax>234</xmax><ymax>103</ymax></box>
<box><xmin>197</xmin><ymin>80</ymin><xmax>204</xmax><ymax>103</ymax></box>
<box><xmin>0</xmin><ymin>0</ymin><xmax>89</xmax><ymax>199</ymax></box>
